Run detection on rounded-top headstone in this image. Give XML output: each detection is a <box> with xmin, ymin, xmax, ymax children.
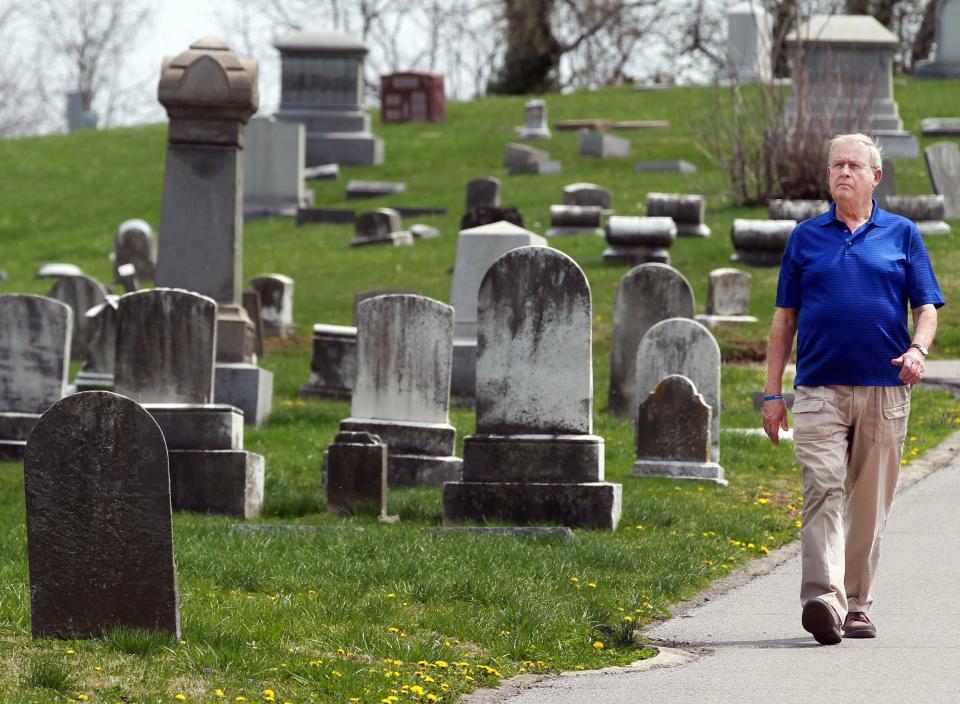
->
<box><xmin>0</xmin><ymin>294</ymin><xmax>72</xmax><ymax>413</ymax></box>
<box><xmin>24</xmin><ymin>391</ymin><xmax>179</xmax><ymax>639</ymax></box>
<box><xmin>635</xmin><ymin>317</ymin><xmax>721</xmax><ymax>462</ymax></box>
<box><xmin>608</xmin><ymin>264</ymin><xmax>694</xmax><ymax>419</ymax></box>
<box><xmin>114</xmin><ymin>288</ymin><xmax>217</xmax><ymax>404</ymax></box>
<box><xmin>476</xmin><ymin>246</ymin><xmax>593</xmax><ymax>435</ymax></box>
<box><xmin>47</xmin><ymin>273</ymin><xmax>109</xmax><ymax>361</ymax></box>
<box><xmin>563</xmin><ymin>182</ymin><xmax>612</xmax><ymax>210</ymax></box>
<box><xmin>115</xmin><ymin>219</ymin><xmax>156</xmax><ymax>282</ymax></box>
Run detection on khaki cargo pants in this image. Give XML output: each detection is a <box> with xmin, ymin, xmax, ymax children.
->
<box><xmin>792</xmin><ymin>384</ymin><xmax>911</xmax><ymax>621</ymax></box>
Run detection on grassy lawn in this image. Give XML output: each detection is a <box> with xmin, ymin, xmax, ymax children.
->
<box><xmin>1</xmin><ymin>77</ymin><xmax>959</xmax><ymax>704</ymax></box>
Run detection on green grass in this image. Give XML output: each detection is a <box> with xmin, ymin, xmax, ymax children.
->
<box><xmin>1</xmin><ymin>77</ymin><xmax>959</xmax><ymax>703</ymax></box>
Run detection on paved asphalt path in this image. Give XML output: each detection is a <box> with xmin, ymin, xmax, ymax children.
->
<box><xmin>466</xmin><ymin>429</ymin><xmax>960</xmax><ymax>704</ymax></box>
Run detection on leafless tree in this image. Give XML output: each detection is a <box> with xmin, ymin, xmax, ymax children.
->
<box><xmin>0</xmin><ymin>1</ymin><xmax>48</xmax><ymax>137</ymax></box>
<box><xmin>32</xmin><ymin>0</ymin><xmax>154</xmax><ymax>127</ymax></box>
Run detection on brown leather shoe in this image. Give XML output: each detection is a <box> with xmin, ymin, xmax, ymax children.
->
<box><xmin>802</xmin><ymin>598</ymin><xmax>842</xmax><ymax>645</ymax></box>
<box><xmin>843</xmin><ymin>611</ymin><xmax>877</xmax><ymax>638</ymax></box>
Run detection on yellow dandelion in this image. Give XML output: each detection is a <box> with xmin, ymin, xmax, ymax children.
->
<box><xmin>216</xmin><ymin>691</ymin><xmax>226</xmax><ymax>698</ymax></box>
<box><xmin>434</xmin><ymin>660</ymin><xmax>448</xmax><ymax>668</ymax></box>
<box><xmin>587</xmin><ymin>582</ymin><xmax>597</xmax><ymax>588</ymax></box>
<box><xmin>410</xmin><ymin>685</ymin><xmax>426</xmax><ymax>695</ymax></box>
<box><xmin>175</xmin><ymin>696</ymin><xmax>187</xmax><ymax>702</ymax></box>
<box><xmin>593</xmin><ymin>640</ymin><xmax>605</xmax><ymax>649</ymax></box>
<box><xmin>387</xmin><ymin>593</ymin><xmax>396</xmax><ymax>598</ymax></box>
<box><xmin>66</xmin><ymin>649</ymin><xmax>76</xmax><ymax>655</ymax></box>
<box><xmin>760</xmin><ymin>546</ymin><xmax>770</xmax><ymax>555</ymax></box>
<box><xmin>427</xmin><ymin>696</ymin><xmax>438</xmax><ymax>703</ymax></box>
<box><xmin>76</xmin><ymin>696</ymin><xmax>89</xmax><ymax>702</ymax></box>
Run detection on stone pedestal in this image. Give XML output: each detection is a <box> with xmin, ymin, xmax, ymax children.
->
<box><xmin>274</xmin><ymin>31</ymin><xmax>383</xmax><ymax>166</ymax></box>
<box><xmin>646</xmin><ymin>193</ymin><xmax>710</xmax><ymax>237</ymax></box>
<box><xmin>730</xmin><ymin>219</ymin><xmax>795</xmax><ymax>267</ymax></box>
<box><xmin>299</xmin><ymin>323</ymin><xmax>357</xmax><ymax>399</ymax></box>
<box><xmin>214</xmin><ymin>363</ymin><xmax>274</xmax><ymax>427</ymax></box>
<box><xmin>603</xmin><ymin>216</ymin><xmax>676</xmax><ymax>264</ymax></box>
<box><xmin>885</xmin><ymin>195</ymin><xmax>951</xmax><ymax>236</ymax></box>
<box><xmin>243</xmin><ymin>116</ymin><xmax>314</xmax><ymax>218</ymax></box>
<box><xmin>916</xmin><ymin>0</ymin><xmax>960</xmax><ymax>78</ymax></box>
<box><xmin>327</xmin><ymin>431</ymin><xmax>388</xmax><ymax>516</ymax></box>
<box><xmin>518</xmin><ymin>99</ymin><xmax>550</xmax><ymax>140</ymax></box>
<box><xmin>696</xmin><ymin>268</ymin><xmax>759</xmax><ymax>327</ymax></box>
<box><xmin>580</xmin><ymin>131</ymin><xmax>630</xmax><ymax>158</ymax></box>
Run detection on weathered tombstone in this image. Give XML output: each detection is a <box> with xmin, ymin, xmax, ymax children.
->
<box><xmin>518</xmin><ymin>99</ymin><xmax>551</xmax><ymax>140</ymax></box>
<box><xmin>450</xmin><ymin>220</ymin><xmax>547</xmax><ymax>397</ymax></box>
<box><xmin>380</xmin><ymin>71</ymin><xmax>446</xmax><ymax>123</ymax></box>
<box><xmin>299</xmin><ymin>323</ymin><xmax>357</xmax><ymax>399</ymax></box>
<box><xmin>326</xmin><ymin>431</ymin><xmax>388</xmax><ymax>516</ymax></box>
<box><xmin>916</xmin><ymin>0</ymin><xmax>960</xmax><ymax>78</ymax></box>
<box><xmin>351</xmin><ymin>208</ymin><xmax>413</xmax><ymax>247</ymax></box>
<box><xmin>155</xmin><ymin>36</ymin><xmax>273</xmax><ymax>426</ymax></box>
<box><xmin>0</xmin><ymin>295</ymin><xmax>72</xmax><ymax>458</ymax></box>
<box><xmin>274</xmin><ymin>31</ymin><xmax>384</xmax><ymax>165</ymax></box>
<box><xmin>875</xmin><ymin>157</ymin><xmax>896</xmax><ymax>207</ymax></box>
<box><xmin>635</xmin><ymin>160</ymin><xmax>696</xmax><ymax>173</ymax></box>
<box><xmin>47</xmin><ymin>273</ymin><xmax>108</xmax><ymax>361</ymax></box>
<box><xmin>346</xmin><ymin>180</ymin><xmax>406</xmax><ymax>199</ymax></box>
<box><xmin>242</xmin><ymin>291</ymin><xmax>265</xmax><ymax>360</ymax></box>
<box><xmin>443</xmin><ymin>246</ymin><xmax>622</xmax><ymax>530</ymax></box>
<box><xmin>785</xmin><ymin>15</ymin><xmax>917</xmax><ymax>157</ymax></box>
<box><xmin>635</xmin><ymin>317</ymin><xmax>722</xmax><ymax>462</ymax></box>
<box><xmin>24</xmin><ymin>391</ymin><xmax>179</xmax><ymax>638</ymax></box>
<box><xmin>37</xmin><ymin>263</ymin><xmax>83</xmax><ymax>279</ymax></box>
<box><xmin>725</xmin><ymin>1</ymin><xmax>772</xmax><ymax>83</ymax></box>
<box><xmin>603</xmin><ymin>216</ymin><xmax>676</xmax><ymax>264</ymax></box>
<box><xmin>545</xmin><ymin>205</ymin><xmax>604</xmax><ymax>237</ymax></box>
<box><xmin>503</xmin><ymin>143</ymin><xmax>560</xmax><ymax>174</ymax></box>
<box><xmin>338</xmin><ymin>295</ymin><xmax>461</xmax><ymax>486</ymax></box>
<box><xmin>884</xmin><ymin>195</ymin><xmax>951</xmax><ymax>236</ymax></box>
<box><xmin>114</xmin><ymin>219</ymin><xmax>156</xmax><ymax>283</ymax></box>
<box><xmin>74</xmin><ymin>296</ymin><xmax>119</xmax><ymax>392</ymax></box>
<box><xmin>243</xmin><ymin>116</ymin><xmax>314</xmax><ymax>218</ymax></box>
<box><xmin>580</xmin><ymin>131</ymin><xmax>630</xmax><ymax>158</ymax></box>
<box><xmin>115</xmin><ymin>289</ymin><xmax>264</xmax><ymax>518</ymax></box>
<box><xmin>608</xmin><ymin>264</ymin><xmax>694</xmax><ymax>420</ymax></box>
<box><xmin>925</xmin><ymin>142</ymin><xmax>960</xmax><ymax>219</ymax></box>
<box><xmin>465</xmin><ymin>177</ymin><xmax>501</xmax><ymax>211</ymax></box>
<box><xmin>696</xmin><ymin>268</ymin><xmax>759</xmax><ymax>327</ymax></box>
<box><xmin>460</xmin><ymin>206</ymin><xmax>525</xmax><ymax>230</ymax></box>
<box><xmin>249</xmin><ymin>274</ymin><xmax>295</xmax><ymax>337</ymax></box>
<box><xmin>65</xmin><ymin>90</ymin><xmax>97</xmax><ymax>132</ymax></box>
<box><xmin>646</xmin><ymin>193</ymin><xmax>710</xmax><ymax>236</ymax></box>
<box><xmin>921</xmin><ymin>117</ymin><xmax>960</xmax><ymax>136</ymax></box>
<box><xmin>633</xmin><ymin>375</ymin><xmax>726</xmax><ymax>484</ymax></box>
<box><xmin>563</xmin><ymin>182</ymin><xmax>612</xmax><ymax>210</ymax></box>
<box><xmin>768</xmin><ymin>199</ymin><xmax>828</xmax><ymax>221</ymax></box>
<box><xmin>730</xmin><ymin>219</ymin><xmax>796</xmax><ymax>266</ymax></box>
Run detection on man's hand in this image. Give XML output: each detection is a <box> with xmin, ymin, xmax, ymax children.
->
<box><xmin>762</xmin><ymin>398</ymin><xmax>789</xmax><ymax>446</ymax></box>
<box><xmin>891</xmin><ymin>347</ymin><xmax>925</xmax><ymax>385</ymax></box>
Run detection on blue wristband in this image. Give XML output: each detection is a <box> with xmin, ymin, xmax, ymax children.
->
<box><xmin>763</xmin><ymin>394</ymin><xmax>784</xmax><ymax>401</ymax></box>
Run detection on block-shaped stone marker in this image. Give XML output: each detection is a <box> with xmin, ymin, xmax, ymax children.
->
<box><xmin>466</xmin><ymin>177</ymin><xmax>501</xmax><ymax>211</ymax></box>
<box><xmin>730</xmin><ymin>219</ymin><xmax>796</xmax><ymax>267</ymax></box>
<box><xmin>339</xmin><ymin>294</ymin><xmax>461</xmax><ymax>486</ymax></box>
<box><xmin>545</xmin><ymin>205</ymin><xmax>604</xmax><ymax>237</ymax></box>
<box><xmin>922</xmin><ymin>117</ymin><xmax>960</xmax><ymax>136</ymax></box>
<box><xmin>580</xmin><ymin>131</ymin><xmax>630</xmax><ymax>158</ymax></box>
<box><xmin>346</xmin><ymin>180</ymin><xmax>406</xmax><ymax>199</ymax></box>
<box><xmin>24</xmin><ymin>391</ymin><xmax>180</xmax><ymax>638</ymax></box>
<box><xmin>925</xmin><ymin>142</ymin><xmax>960</xmax><ymax>219</ymax></box>
<box><xmin>635</xmin><ymin>160</ymin><xmax>696</xmax><ymax>173</ymax></box>
<box><xmin>633</xmin><ymin>375</ymin><xmax>726</xmax><ymax>484</ymax></box>
<box><xmin>114</xmin><ymin>219</ymin><xmax>156</xmax><ymax>283</ymax></box>
<box><xmin>884</xmin><ymin>195</ymin><xmax>951</xmax><ymax>236</ymax></box>
<box><xmin>243</xmin><ymin>116</ymin><xmax>313</xmax><ymax>217</ymax></box>
<box><xmin>74</xmin><ymin>296</ymin><xmax>119</xmax><ymax>392</ymax></box>
<box><xmin>299</xmin><ymin>324</ymin><xmax>357</xmax><ymax>399</ymax></box>
<box><xmin>518</xmin><ymin>99</ymin><xmax>550</xmax><ymax>140</ymax></box>
<box><xmin>47</xmin><ymin>273</ymin><xmax>108</xmax><ymax>361</ymax></box>
<box><xmin>444</xmin><ymin>246</ymin><xmax>622</xmax><ymax>530</ymax></box>
<box><xmin>636</xmin><ymin>317</ymin><xmax>721</xmax><ymax>462</ymax></box>
<box><xmin>646</xmin><ymin>193</ymin><xmax>710</xmax><ymax>236</ymax></box>
<box><xmin>503</xmin><ymin>142</ymin><xmax>549</xmax><ymax>170</ymax></box>
<box><xmin>696</xmin><ymin>268</ymin><xmax>758</xmax><ymax>328</ymax></box>
<box><xmin>352</xmin><ymin>208</ymin><xmax>413</xmax><ymax>247</ymax></box>
<box><xmin>0</xmin><ymin>294</ymin><xmax>72</xmax><ymax>458</ymax></box>
<box><xmin>326</xmin><ymin>431</ymin><xmax>388</xmax><ymax>516</ymax></box>
<box><xmin>603</xmin><ymin>216</ymin><xmax>676</xmax><ymax>264</ymax></box>
<box><xmin>115</xmin><ymin>289</ymin><xmax>217</xmax><ymax>405</ymax></box>
<box><xmin>563</xmin><ymin>182</ymin><xmax>611</xmax><ymax>210</ymax></box>
<box><xmin>768</xmin><ymin>199</ymin><xmax>828</xmax><ymax>221</ymax></box>
<box><xmin>249</xmin><ymin>274</ymin><xmax>295</xmax><ymax>337</ymax></box>
<box><xmin>608</xmin><ymin>264</ymin><xmax>694</xmax><ymax>419</ymax></box>
<box><xmin>450</xmin><ymin>220</ymin><xmax>547</xmax><ymax>397</ymax></box>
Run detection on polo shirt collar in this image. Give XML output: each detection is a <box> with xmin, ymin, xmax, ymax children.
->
<box><xmin>819</xmin><ymin>199</ymin><xmax>887</xmax><ymax>230</ymax></box>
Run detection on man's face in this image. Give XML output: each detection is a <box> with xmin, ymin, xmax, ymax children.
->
<box><xmin>827</xmin><ymin>142</ymin><xmax>880</xmax><ymax>206</ymax></box>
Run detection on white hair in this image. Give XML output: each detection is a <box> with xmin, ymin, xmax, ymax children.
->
<box><xmin>827</xmin><ymin>133</ymin><xmax>882</xmax><ymax>169</ymax></box>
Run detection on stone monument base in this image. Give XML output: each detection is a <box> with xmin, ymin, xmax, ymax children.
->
<box><xmin>169</xmin><ymin>450</ymin><xmax>265</xmax><ymax>518</ymax></box>
<box><xmin>73</xmin><ymin>370</ymin><xmax>114</xmax><ymax>392</ymax></box>
<box><xmin>695</xmin><ymin>313</ymin><xmax>759</xmax><ymax>328</ymax></box>
<box><xmin>442</xmin><ymin>481</ymin><xmax>622</xmax><ymax>530</ymax></box>
<box><xmin>307</xmin><ymin>132</ymin><xmax>384</xmax><ymax>166</ymax></box>
<box><xmin>215</xmin><ymin>363</ymin><xmax>274</xmax><ymax>426</ymax></box>
<box><xmin>915</xmin><ymin>60</ymin><xmax>960</xmax><ymax>80</ymax></box>
<box><xmin>462</xmin><ymin>434</ymin><xmax>604</xmax><ymax>482</ymax></box>
<box><xmin>872</xmin><ymin>130</ymin><xmax>919</xmax><ymax>159</ymax></box>
<box><xmin>633</xmin><ymin>458</ymin><xmax>727</xmax><ymax>485</ymax></box>
<box><xmin>730</xmin><ymin>250</ymin><xmax>783</xmax><ymax>267</ymax></box>
<box><xmin>545</xmin><ymin>226</ymin><xmax>604</xmax><ymax>237</ymax></box>
<box><xmin>676</xmin><ymin>223</ymin><xmax>712</xmax><ymax>237</ymax></box>
<box><xmin>146</xmin><ymin>404</ymin><xmax>244</xmax><ymax>450</ymax></box>
<box><xmin>602</xmin><ymin>245</ymin><xmax>670</xmax><ymax>264</ymax></box>
<box><xmin>0</xmin><ymin>411</ymin><xmax>40</xmax><ymax>459</ymax></box>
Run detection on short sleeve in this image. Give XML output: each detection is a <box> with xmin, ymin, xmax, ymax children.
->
<box><xmin>775</xmin><ymin>225</ymin><xmax>803</xmax><ymax>308</ymax></box>
<box><xmin>906</xmin><ymin>225</ymin><xmax>945</xmax><ymax>309</ymax></box>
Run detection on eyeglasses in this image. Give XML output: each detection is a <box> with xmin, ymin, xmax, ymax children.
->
<box><xmin>830</xmin><ymin>161</ymin><xmax>873</xmax><ymax>173</ymax></box>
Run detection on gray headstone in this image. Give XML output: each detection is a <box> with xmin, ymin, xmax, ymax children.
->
<box><xmin>921</xmin><ymin>117</ymin><xmax>960</xmax><ymax>136</ymax></box>
<box><xmin>243</xmin><ymin>116</ymin><xmax>311</xmax><ymax>215</ymax></box>
<box><xmin>767</xmin><ymin>199</ymin><xmax>828</xmax><ymax>221</ymax></box>
<box><xmin>635</xmin><ymin>317</ymin><xmax>721</xmax><ymax>462</ymax></box>
<box><xmin>503</xmin><ymin>143</ymin><xmax>549</xmax><ymax>169</ymax></box>
<box><xmin>726</xmin><ymin>2</ymin><xmax>773</xmax><ymax>83</ymax></box>
<box><xmin>114</xmin><ymin>219</ymin><xmax>157</xmax><ymax>283</ymax></box>
<box><xmin>518</xmin><ymin>99</ymin><xmax>551</xmax><ymax>140</ymax></box>
<box><xmin>477</xmin><ymin>246</ymin><xmax>592</xmax><ymax>435</ymax></box>
<box><xmin>874</xmin><ymin>157</ymin><xmax>896</xmax><ymax>207</ymax></box>
<box><xmin>634</xmin><ymin>160</ymin><xmax>696</xmax><ymax>173</ymax></box>
<box><xmin>916</xmin><ymin>0</ymin><xmax>960</xmax><ymax>78</ymax></box>
<box><xmin>466</xmin><ymin>177</ymin><xmax>501</xmax><ymax>211</ymax></box>
<box><xmin>47</xmin><ymin>274</ymin><xmax>108</xmax><ymax>361</ymax></box>
<box><xmin>0</xmin><ymin>295</ymin><xmax>72</xmax><ymax>413</ymax></box>
<box><xmin>706</xmin><ymin>268</ymin><xmax>751</xmax><ymax>316</ymax></box>
<box><xmin>580</xmin><ymin>131</ymin><xmax>631</xmax><ymax>158</ymax></box>
<box><xmin>66</xmin><ymin>90</ymin><xmax>97</xmax><ymax>131</ymax></box>
<box><xmin>346</xmin><ymin>180</ymin><xmax>406</xmax><ymax>199</ymax></box>
<box><xmin>299</xmin><ymin>323</ymin><xmax>357</xmax><ymax>400</ymax></box>
<box><xmin>356</xmin><ymin>208</ymin><xmax>403</xmax><ymax>239</ymax></box>
<box><xmin>114</xmin><ymin>289</ymin><xmax>217</xmax><ymax>404</ymax></box>
<box><xmin>608</xmin><ymin>264</ymin><xmax>694</xmax><ymax>419</ymax></box>
<box><xmin>562</xmin><ymin>182</ymin><xmax>612</xmax><ymax>210</ymax></box>
<box><xmin>634</xmin><ymin>374</ymin><xmax>725</xmax><ymax>484</ymax></box>
<box><xmin>326</xmin><ymin>430</ymin><xmax>388</xmax><ymax>516</ymax></box>
<box><xmin>82</xmin><ymin>296</ymin><xmax>119</xmax><ymax>375</ymax></box>
<box><xmin>24</xmin><ymin>391</ymin><xmax>179</xmax><ymax>639</ymax></box>
<box><xmin>249</xmin><ymin>274</ymin><xmax>294</xmax><ymax>337</ymax></box>
<box><xmin>885</xmin><ymin>195</ymin><xmax>946</xmax><ymax>221</ymax></box>
<box><xmin>646</xmin><ymin>193</ymin><xmax>710</xmax><ymax>237</ymax></box>
<box><xmin>925</xmin><ymin>142</ymin><xmax>960</xmax><ymax>218</ymax></box>
<box><xmin>352</xmin><ymin>295</ymin><xmax>454</xmax><ymax>425</ymax></box>
<box><xmin>602</xmin><ymin>216</ymin><xmax>677</xmax><ymax>264</ymax></box>
<box><xmin>545</xmin><ymin>205</ymin><xmax>603</xmax><ymax>236</ymax></box>
<box><xmin>730</xmin><ymin>219</ymin><xmax>796</xmax><ymax>267</ymax></box>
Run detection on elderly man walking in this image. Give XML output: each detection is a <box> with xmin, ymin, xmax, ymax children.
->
<box><xmin>763</xmin><ymin>133</ymin><xmax>944</xmax><ymax>645</ymax></box>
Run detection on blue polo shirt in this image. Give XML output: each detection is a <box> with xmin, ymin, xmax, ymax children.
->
<box><xmin>776</xmin><ymin>200</ymin><xmax>944</xmax><ymax>387</ymax></box>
